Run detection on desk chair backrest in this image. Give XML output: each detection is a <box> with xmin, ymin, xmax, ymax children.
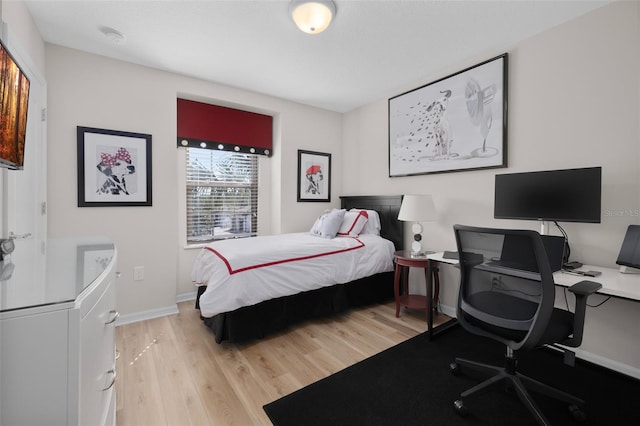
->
<box><xmin>453</xmin><ymin>225</ymin><xmax>557</xmax><ymax>352</ymax></box>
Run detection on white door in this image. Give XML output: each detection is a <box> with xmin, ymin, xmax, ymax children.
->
<box><xmin>0</xmin><ymin>25</ymin><xmax>47</xmax><ymax>292</ymax></box>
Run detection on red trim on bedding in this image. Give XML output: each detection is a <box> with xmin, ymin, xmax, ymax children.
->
<box><xmin>337</xmin><ymin>210</ymin><xmax>369</xmax><ymax>237</ymax></box>
<box><xmin>205</xmin><ymin>238</ymin><xmax>365</xmax><ymax>275</ymax></box>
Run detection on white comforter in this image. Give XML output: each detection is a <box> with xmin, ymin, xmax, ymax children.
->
<box><xmin>192</xmin><ymin>232</ymin><xmax>395</xmax><ymax>317</ymax></box>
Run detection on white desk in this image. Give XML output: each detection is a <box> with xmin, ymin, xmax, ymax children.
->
<box><xmin>428</xmin><ymin>252</ymin><xmax>459</xmax><ymax>266</ymax></box>
<box><xmin>554</xmin><ymin>266</ymin><xmax>640</xmax><ymax>302</ymax></box>
<box><xmin>425</xmin><ymin>252</ymin><xmax>640</xmax><ymax>339</ymax></box>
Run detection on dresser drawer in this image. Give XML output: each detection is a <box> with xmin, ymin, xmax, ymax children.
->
<box><xmin>79</xmin><ymin>271</ymin><xmax>117</xmax><ymax>426</ymax></box>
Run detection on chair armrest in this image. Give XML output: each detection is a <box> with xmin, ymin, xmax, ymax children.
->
<box><xmin>563</xmin><ymin>280</ymin><xmax>602</xmax><ymax>348</ymax></box>
<box><xmin>568</xmin><ymin>280</ymin><xmax>602</xmax><ymax>296</ymax></box>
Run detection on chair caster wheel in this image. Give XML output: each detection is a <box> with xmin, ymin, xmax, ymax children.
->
<box><xmin>569</xmin><ymin>404</ymin><xmax>586</xmax><ymax>422</ymax></box>
<box><xmin>454</xmin><ymin>399</ymin><xmax>469</xmax><ymax>417</ymax></box>
<box><xmin>449</xmin><ymin>362</ymin><xmax>460</xmax><ymax>376</ymax></box>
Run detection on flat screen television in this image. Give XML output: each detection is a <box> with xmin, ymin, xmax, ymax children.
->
<box><xmin>494</xmin><ymin>166</ymin><xmax>602</xmax><ymax>223</ymax></box>
<box><xmin>0</xmin><ymin>38</ymin><xmax>30</xmax><ymax>170</ymax></box>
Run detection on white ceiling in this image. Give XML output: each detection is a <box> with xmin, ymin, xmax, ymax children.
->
<box><xmin>24</xmin><ymin>0</ymin><xmax>610</xmax><ymax>113</ymax></box>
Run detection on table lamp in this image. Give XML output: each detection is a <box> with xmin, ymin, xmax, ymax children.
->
<box><xmin>398</xmin><ymin>194</ymin><xmax>436</xmax><ymax>257</ymax></box>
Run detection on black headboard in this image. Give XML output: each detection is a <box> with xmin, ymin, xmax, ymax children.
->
<box><xmin>340</xmin><ymin>195</ymin><xmax>404</xmax><ymax>250</ymax></box>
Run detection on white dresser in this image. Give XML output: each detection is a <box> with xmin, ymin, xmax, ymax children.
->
<box><xmin>0</xmin><ymin>237</ymin><xmax>118</xmax><ymax>426</ymax></box>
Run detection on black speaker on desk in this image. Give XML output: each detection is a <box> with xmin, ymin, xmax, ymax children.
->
<box><xmin>616</xmin><ymin>225</ymin><xmax>640</xmax><ymax>274</ymax></box>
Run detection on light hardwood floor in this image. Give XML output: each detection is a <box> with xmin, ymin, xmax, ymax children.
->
<box><xmin>115</xmin><ymin>300</ymin><xmax>450</xmax><ymax>425</ymax></box>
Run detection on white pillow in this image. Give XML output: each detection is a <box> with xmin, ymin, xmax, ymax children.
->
<box><xmin>310</xmin><ymin>208</ymin><xmax>346</xmax><ymax>238</ymax></box>
<box><xmin>337</xmin><ymin>210</ymin><xmax>369</xmax><ymax>237</ymax></box>
<box><xmin>349</xmin><ymin>209</ymin><xmax>381</xmax><ymax>235</ymax></box>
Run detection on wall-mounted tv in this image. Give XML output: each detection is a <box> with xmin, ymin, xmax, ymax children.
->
<box><xmin>494</xmin><ymin>166</ymin><xmax>602</xmax><ymax>223</ymax></box>
<box><xmin>0</xmin><ymin>38</ymin><xmax>30</xmax><ymax>170</ymax></box>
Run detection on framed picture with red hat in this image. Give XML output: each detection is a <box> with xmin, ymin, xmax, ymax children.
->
<box><xmin>297</xmin><ymin>149</ymin><xmax>331</xmax><ymax>202</ymax></box>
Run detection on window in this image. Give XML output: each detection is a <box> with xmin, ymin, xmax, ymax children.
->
<box><xmin>186</xmin><ymin>148</ymin><xmax>258</xmax><ymax>243</ymax></box>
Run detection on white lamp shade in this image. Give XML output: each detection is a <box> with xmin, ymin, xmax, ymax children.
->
<box><xmin>398</xmin><ymin>194</ymin><xmax>437</xmax><ymax>222</ymax></box>
<box><xmin>290</xmin><ymin>0</ymin><xmax>336</xmax><ymax>34</ymax></box>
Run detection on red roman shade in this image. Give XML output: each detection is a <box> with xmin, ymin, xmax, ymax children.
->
<box><xmin>177</xmin><ymin>98</ymin><xmax>273</xmax><ymax>156</ymax></box>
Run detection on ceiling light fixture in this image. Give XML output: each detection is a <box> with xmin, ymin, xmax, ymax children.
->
<box><xmin>290</xmin><ymin>0</ymin><xmax>336</xmax><ymax>34</ymax></box>
<box><xmin>100</xmin><ymin>27</ymin><xmax>126</xmax><ymax>45</ymax></box>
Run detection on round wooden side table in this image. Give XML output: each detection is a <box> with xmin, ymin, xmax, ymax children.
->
<box><xmin>393</xmin><ymin>250</ymin><xmax>440</xmax><ymax>319</ymax></box>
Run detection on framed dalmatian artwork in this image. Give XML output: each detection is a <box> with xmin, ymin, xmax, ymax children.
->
<box><xmin>388</xmin><ymin>53</ymin><xmax>508</xmax><ymax>177</ymax></box>
<box><xmin>77</xmin><ymin>126</ymin><xmax>152</xmax><ymax>207</ymax></box>
<box><xmin>297</xmin><ymin>149</ymin><xmax>331</xmax><ymax>202</ymax></box>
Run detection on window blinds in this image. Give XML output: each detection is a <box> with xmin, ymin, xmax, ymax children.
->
<box><xmin>186</xmin><ymin>148</ymin><xmax>258</xmax><ymax>243</ymax></box>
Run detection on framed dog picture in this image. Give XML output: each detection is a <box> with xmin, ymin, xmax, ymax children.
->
<box><xmin>297</xmin><ymin>150</ymin><xmax>331</xmax><ymax>202</ymax></box>
<box><xmin>77</xmin><ymin>126</ymin><xmax>152</xmax><ymax>207</ymax></box>
<box><xmin>388</xmin><ymin>53</ymin><xmax>508</xmax><ymax>177</ymax></box>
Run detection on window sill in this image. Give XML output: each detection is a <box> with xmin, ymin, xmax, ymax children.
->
<box><xmin>184</xmin><ymin>234</ymin><xmax>256</xmax><ymax>250</ymax></box>
<box><xmin>184</xmin><ymin>243</ymin><xmax>207</xmax><ymax>250</ymax></box>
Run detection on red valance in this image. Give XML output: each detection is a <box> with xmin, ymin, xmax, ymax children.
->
<box><xmin>177</xmin><ymin>98</ymin><xmax>273</xmax><ymax>156</ymax></box>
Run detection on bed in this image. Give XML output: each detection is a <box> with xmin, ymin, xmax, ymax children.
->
<box><xmin>193</xmin><ymin>195</ymin><xmax>404</xmax><ymax>343</ymax></box>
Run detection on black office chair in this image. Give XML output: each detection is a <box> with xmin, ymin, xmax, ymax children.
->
<box><xmin>450</xmin><ymin>225</ymin><xmax>602</xmax><ymax>425</ymax></box>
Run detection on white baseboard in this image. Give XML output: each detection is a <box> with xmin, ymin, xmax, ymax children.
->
<box><xmin>115</xmin><ymin>304</ymin><xmax>179</xmax><ymax>326</ymax></box>
<box><xmin>176</xmin><ymin>291</ymin><xmax>197</xmax><ymax>303</ymax></box>
<box><xmin>114</xmin><ymin>292</ymin><xmax>197</xmax><ymax>326</ymax></box>
<box><xmin>565</xmin><ymin>347</ymin><xmax>640</xmax><ymax>380</ymax></box>
<box><xmin>438</xmin><ymin>303</ymin><xmax>640</xmax><ymax>380</ymax></box>
<box><xmin>438</xmin><ymin>303</ymin><xmax>456</xmax><ymax>319</ymax></box>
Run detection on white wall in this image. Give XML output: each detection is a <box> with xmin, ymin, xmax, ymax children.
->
<box><xmin>0</xmin><ymin>1</ymin><xmax>45</xmax><ymax>73</ymax></box>
<box><xmin>343</xmin><ymin>1</ymin><xmax>640</xmax><ymax>376</ymax></box>
<box><xmin>44</xmin><ymin>45</ymin><xmax>342</xmax><ymax>317</ymax></box>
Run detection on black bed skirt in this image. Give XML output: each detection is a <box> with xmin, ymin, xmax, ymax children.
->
<box><xmin>196</xmin><ymin>271</ymin><xmax>394</xmax><ymax>344</ymax></box>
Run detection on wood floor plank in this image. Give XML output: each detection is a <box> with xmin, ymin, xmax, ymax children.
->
<box><xmin>115</xmin><ymin>300</ymin><xmax>450</xmax><ymax>425</ymax></box>
<box><xmin>116</xmin><ymin>321</ymin><xmax>169</xmax><ymax>426</ymax></box>
<box><xmin>148</xmin><ymin>316</ymin><xmax>212</xmax><ymax>426</ymax></box>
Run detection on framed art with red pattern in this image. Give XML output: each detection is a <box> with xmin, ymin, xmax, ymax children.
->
<box><xmin>77</xmin><ymin>126</ymin><xmax>152</xmax><ymax>207</ymax></box>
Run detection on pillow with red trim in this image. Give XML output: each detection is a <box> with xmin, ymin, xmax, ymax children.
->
<box><xmin>349</xmin><ymin>209</ymin><xmax>381</xmax><ymax>235</ymax></box>
<box><xmin>337</xmin><ymin>210</ymin><xmax>369</xmax><ymax>237</ymax></box>
<box><xmin>310</xmin><ymin>208</ymin><xmax>346</xmax><ymax>238</ymax></box>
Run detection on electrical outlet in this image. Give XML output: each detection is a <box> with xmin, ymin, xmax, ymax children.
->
<box><xmin>133</xmin><ymin>266</ymin><xmax>144</xmax><ymax>281</ymax></box>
